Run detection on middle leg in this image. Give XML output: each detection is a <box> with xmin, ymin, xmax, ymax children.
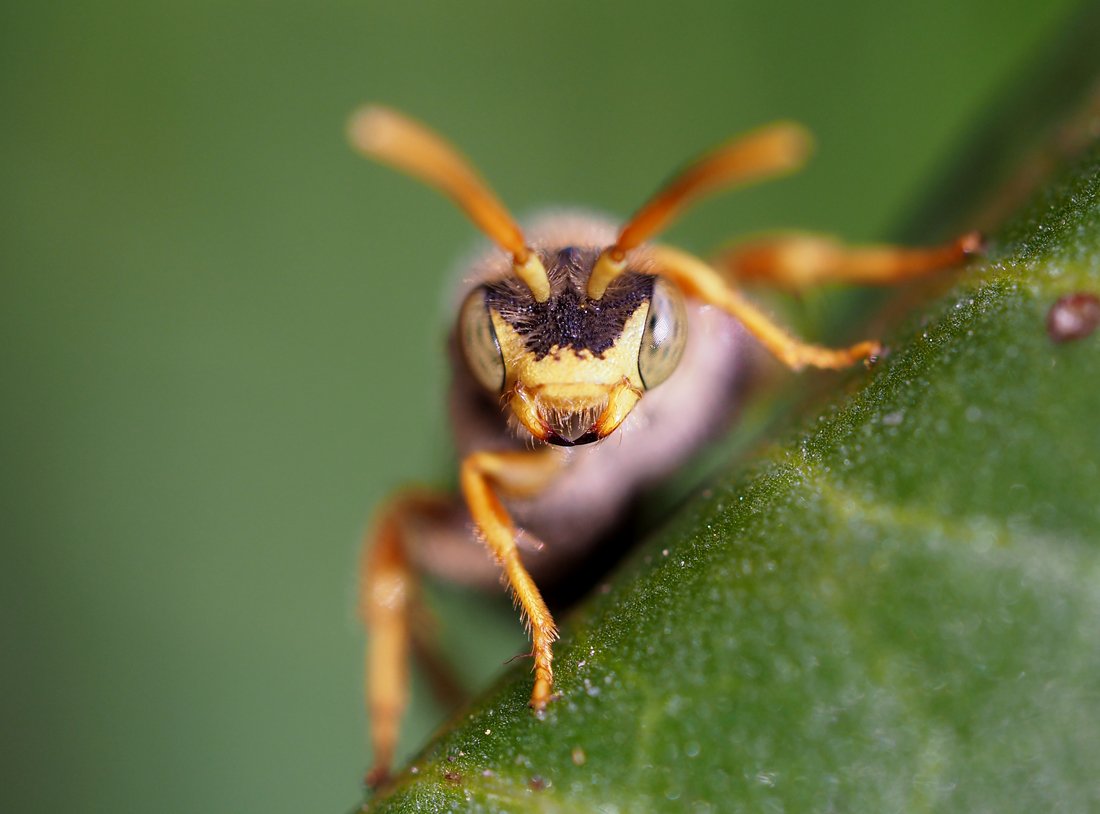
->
<box><xmin>715</xmin><ymin>230</ymin><xmax>983</xmax><ymax>292</ymax></box>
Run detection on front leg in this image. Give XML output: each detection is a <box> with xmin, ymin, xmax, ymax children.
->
<box><xmin>653</xmin><ymin>245</ymin><xmax>882</xmax><ymax>370</ymax></box>
<box><xmin>459</xmin><ymin>448</ymin><xmax>562</xmax><ymax>709</ymax></box>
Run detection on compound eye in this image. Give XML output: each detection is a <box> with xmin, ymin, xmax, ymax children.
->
<box><xmin>638</xmin><ymin>277</ymin><xmax>687</xmax><ymax>389</ymax></box>
<box><xmin>458</xmin><ymin>288</ymin><xmax>506</xmax><ymax>393</ymax></box>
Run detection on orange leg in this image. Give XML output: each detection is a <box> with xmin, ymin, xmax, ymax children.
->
<box><xmin>653</xmin><ymin>245</ymin><xmax>882</xmax><ymax>370</ymax></box>
<box><xmin>715</xmin><ymin>230</ymin><xmax>983</xmax><ymax>292</ymax></box>
<box><xmin>458</xmin><ymin>449</ymin><xmax>562</xmax><ymax>709</ymax></box>
<box><xmin>360</xmin><ymin>450</ymin><xmax>561</xmax><ymax>787</ymax></box>
<box><xmin>359</xmin><ymin>491</ymin><xmax>450</xmax><ymax>789</ymax></box>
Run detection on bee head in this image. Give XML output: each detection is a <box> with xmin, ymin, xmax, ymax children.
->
<box><xmin>459</xmin><ymin>246</ymin><xmax>686</xmax><ymax>445</ymax></box>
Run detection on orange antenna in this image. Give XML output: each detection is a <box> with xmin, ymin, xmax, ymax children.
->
<box><xmin>349</xmin><ymin>106</ymin><xmax>550</xmax><ymax>302</ymax></box>
<box><xmin>588</xmin><ymin>121</ymin><xmax>813</xmax><ymax>299</ymax></box>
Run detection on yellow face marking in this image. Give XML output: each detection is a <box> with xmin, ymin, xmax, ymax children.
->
<box><xmin>493</xmin><ymin>305</ymin><xmax>648</xmax><ymax>393</ymax></box>
<box><xmin>491</xmin><ymin>304</ymin><xmax>650</xmax><ymax>441</ymax></box>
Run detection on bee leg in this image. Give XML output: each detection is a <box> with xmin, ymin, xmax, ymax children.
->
<box><xmin>714</xmin><ymin>230</ymin><xmax>983</xmax><ymax>292</ymax></box>
<box><xmin>359</xmin><ymin>490</ymin><xmax>457</xmax><ymax>789</ymax></box>
<box><xmin>459</xmin><ymin>449</ymin><xmax>562</xmax><ymax>710</ymax></box>
<box><xmin>652</xmin><ymin>244</ymin><xmax>882</xmax><ymax>370</ymax></box>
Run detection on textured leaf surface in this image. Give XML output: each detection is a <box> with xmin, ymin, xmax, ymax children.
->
<box><xmin>362</xmin><ymin>128</ymin><xmax>1100</xmax><ymax>812</ymax></box>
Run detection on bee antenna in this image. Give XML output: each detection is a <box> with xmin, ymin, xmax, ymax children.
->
<box><xmin>587</xmin><ymin>121</ymin><xmax>813</xmax><ymax>300</ymax></box>
<box><xmin>349</xmin><ymin>105</ymin><xmax>551</xmax><ymax>302</ymax></box>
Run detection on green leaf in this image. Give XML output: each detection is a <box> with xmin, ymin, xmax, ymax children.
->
<box><xmin>364</xmin><ymin>26</ymin><xmax>1100</xmax><ymax>814</ymax></box>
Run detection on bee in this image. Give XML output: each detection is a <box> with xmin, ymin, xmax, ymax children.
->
<box><xmin>348</xmin><ymin>106</ymin><xmax>981</xmax><ymax>787</ymax></box>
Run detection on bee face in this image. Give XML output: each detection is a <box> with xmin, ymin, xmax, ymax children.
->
<box><xmin>459</xmin><ymin>245</ymin><xmax>688</xmax><ymax>445</ymax></box>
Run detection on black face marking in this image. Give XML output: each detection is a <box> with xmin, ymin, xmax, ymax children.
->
<box><xmin>483</xmin><ymin>246</ymin><xmax>655</xmax><ymax>360</ymax></box>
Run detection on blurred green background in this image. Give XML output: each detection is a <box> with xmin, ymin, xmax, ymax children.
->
<box><xmin>0</xmin><ymin>2</ymin><xmax>1084</xmax><ymax>812</ymax></box>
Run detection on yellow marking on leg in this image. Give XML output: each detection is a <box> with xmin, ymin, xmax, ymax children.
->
<box><xmin>460</xmin><ymin>450</ymin><xmax>562</xmax><ymax>709</ymax></box>
<box><xmin>653</xmin><ymin>245</ymin><xmax>880</xmax><ymax>371</ymax></box>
